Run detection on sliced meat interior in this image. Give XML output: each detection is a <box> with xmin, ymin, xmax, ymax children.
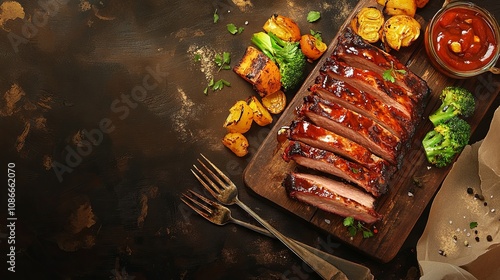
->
<box><xmin>283</xmin><ymin>141</ymin><xmax>387</xmax><ymax>196</ymax></box>
<box><xmin>320</xmin><ymin>57</ymin><xmax>418</xmax><ymax>120</ymax></box>
<box><xmin>283</xmin><ymin>172</ymin><xmax>383</xmax><ymax>224</ymax></box>
<box><xmin>299</xmin><ymin>95</ymin><xmax>403</xmax><ymax>165</ymax></box>
<box><xmin>312</xmin><ymin>74</ymin><xmax>414</xmax><ymax>140</ymax></box>
<box><xmin>287</xmin><ymin>120</ymin><xmax>394</xmax><ymax>175</ymax></box>
<box><xmin>334</xmin><ymin>28</ymin><xmax>429</xmax><ymax>104</ymax></box>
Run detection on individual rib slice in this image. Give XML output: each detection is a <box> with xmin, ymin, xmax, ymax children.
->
<box><xmin>320</xmin><ymin>57</ymin><xmax>418</xmax><ymax>120</ymax></box>
<box><xmin>334</xmin><ymin>27</ymin><xmax>429</xmax><ymax>104</ymax></box>
<box><xmin>283</xmin><ymin>172</ymin><xmax>382</xmax><ymax>224</ymax></box>
<box><xmin>299</xmin><ymin>94</ymin><xmax>402</xmax><ymax>165</ymax></box>
<box><xmin>311</xmin><ymin>74</ymin><xmax>414</xmax><ymax>140</ymax></box>
<box><xmin>287</xmin><ymin>120</ymin><xmax>394</xmax><ymax>175</ymax></box>
<box><xmin>283</xmin><ymin>141</ymin><xmax>387</xmax><ymax>196</ymax></box>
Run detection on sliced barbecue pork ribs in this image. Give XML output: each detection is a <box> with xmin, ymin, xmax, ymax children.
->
<box><xmin>283</xmin><ymin>172</ymin><xmax>382</xmax><ymax>224</ymax></box>
<box><xmin>281</xmin><ymin>28</ymin><xmax>429</xmax><ymax>223</ymax></box>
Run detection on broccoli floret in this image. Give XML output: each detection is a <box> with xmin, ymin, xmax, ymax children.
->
<box><xmin>429</xmin><ymin>86</ymin><xmax>476</xmax><ymax>126</ymax></box>
<box><xmin>251</xmin><ymin>32</ymin><xmax>306</xmax><ymax>91</ymax></box>
<box><xmin>422</xmin><ymin>116</ymin><xmax>471</xmax><ymax>167</ymax></box>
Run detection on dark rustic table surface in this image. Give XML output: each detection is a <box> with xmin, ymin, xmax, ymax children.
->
<box><xmin>1</xmin><ymin>0</ymin><xmax>499</xmax><ymax>279</ymax></box>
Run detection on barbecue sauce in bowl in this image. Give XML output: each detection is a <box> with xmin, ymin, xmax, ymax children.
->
<box><xmin>425</xmin><ymin>2</ymin><xmax>500</xmax><ymax>78</ymax></box>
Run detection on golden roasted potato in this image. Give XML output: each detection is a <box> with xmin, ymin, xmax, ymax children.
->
<box><xmin>351</xmin><ymin>7</ymin><xmax>385</xmax><ymax>43</ymax></box>
<box><xmin>233</xmin><ymin>46</ymin><xmax>282</xmax><ymax>97</ymax></box>
<box><xmin>223</xmin><ymin>100</ymin><xmax>254</xmax><ymax>134</ymax></box>
<box><xmin>263</xmin><ymin>14</ymin><xmax>301</xmax><ymax>42</ymax></box>
<box><xmin>222</xmin><ymin>132</ymin><xmax>249</xmax><ymax>157</ymax></box>
<box><xmin>261</xmin><ymin>90</ymin><xmax>286</xmax><ymax>114</ymax></box>
<box><xmin>381</xmin><ymin>15</ymin><xmax>421</xmax><ymax>51</ymax></box>
<box><xmin>247</xmin><ymin>96</ymin><xmax>273</xmax><ymax>126</ymax></box>
<box><xmin>381</xmin><ymin>0</ymin><xmax>417</xmax><ymax>17</ymax></box>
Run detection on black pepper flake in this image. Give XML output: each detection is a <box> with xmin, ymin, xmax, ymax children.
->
<box><xmin>453</xmin><ymin>235</ymin><xmax>458</xmax><ymax>241</ymax></box>
<box><xmin>487</xmin><ymin>235</ymin><xmax>493</xmax><ymax>242</ymax></box>
<box><xmin>438</xmin><ymin>249</ymin><xmax>447</xmax><ymax>256</ymax></box>
<box><xmin>484</xmin><ymin>202</ymin><xmax>488</xmax><ymax>206</ymax></box>
<box><xmin>474</xmin><ymin>193</ymin><xmax>485</xmax><ymax>201</ymax></box>
<box><xmin>467</xmin><ymin>187</ymin><xmax>474</xmax><ymax>194</ymax></box>
<box><xmin>475</xmin><ymin>230</ymin><xmax>478</xmax><ymax>235</ymax></box>
<box><xmin>475</xmin><ymin>236</ymin><xmax>480</xmax><ymax>242</ymax></box>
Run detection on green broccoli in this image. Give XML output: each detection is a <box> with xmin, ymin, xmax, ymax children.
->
<box><xmin>422</xmin><ymin>116</ymin><xmax>471</xmax><ymax>167</ymax></box>
<box><xmin>429</xmin><ymin>86</ymin><xmax>476</xmax><ymax>126</ymax></box>
<box><xmin>251</xmin><ymin>31</ymin><xmax>306</xmax><ymax>91</ymax></box>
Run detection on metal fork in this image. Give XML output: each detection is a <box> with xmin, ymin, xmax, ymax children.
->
<box><xmin>181</xmin><ymin>190</ymin><xmax>374</xmax><ymax>280</ymax></box>
<box><xmin>191</xmin><ymin>154</ymin><xmax>348</xmax><ymax>280</ymax></box>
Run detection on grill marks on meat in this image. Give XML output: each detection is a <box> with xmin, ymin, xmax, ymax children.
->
<box><xmin>283</xmin><ymin>141</ymin><xmax>387</xmax><ymax>196</ymax></box>
<box><xmin>334</xmin><ymin>28</ymin><xmax>429</xmax><ymax>104</ymax></box>
<box><xmin>312</xmin><ymin>75</ymin><xmax>414</xmax><ymax>140</ymax></box>
<box><xmin>299</xmin><ymin>94</ymin><xmax>402</xmax><ymax>165</ymax></box>
<box><xmin>283</xmin><ymin>172</ymin><xmax>382</xmax><ymax>224</ymax></box>
<box><xmin>320</xmin><ymin>57</ymin><xmax>417</xmax><ymax>120</ymax></box>
<box><xmin>288</xmin><ymin>120</ymin><xmax>393</xmax><ymax>175</ymax></box>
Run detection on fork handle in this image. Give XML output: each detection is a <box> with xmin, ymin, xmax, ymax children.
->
<box><xmin>235</xmin><ymin>199</ymin><xmax>348</xmax><ymax>280</ymax></box>
<box><xmin>231</xmin><ymin>218</ymin><xmax>373</xmax><ymax>280</ymax></box>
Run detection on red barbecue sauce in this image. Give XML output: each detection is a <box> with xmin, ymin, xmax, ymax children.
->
<box><xmin>432</xmin><ymin>7</ymin><xmax>497</xmax><ymax>71</ymax></box>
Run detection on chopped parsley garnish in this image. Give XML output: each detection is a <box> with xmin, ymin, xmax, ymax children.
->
<box><xmin>382</xmin><ymin>61</ymin><xmax>407</xmax><ymax>83</ymax></box>
<box><xmin>307</xmin><ymin>11</ymin><xmax>321</xmax><ymax>23</ymax></box>
<box><xmin>343</xmin><ymin>217</ymin><xmax>374</xmax><ymax>238</ymax></box>
<box><xmin>213</xmin><ymin>9</ymin><xmax>219</xmax><ymax>23</ymax></box>
<box><xmin>194</xmin><ymin>53</ymin><xmax>201</xmax><ymax>62</ymax></box>
<box><xmin>205</xmin><ymin>78</ymin><xmax>231</xmax><ymax>94</ymax></box>
<box><xmin>215</xmin><ymin>52</ymin><xmax>231</xmax><ymax>71</ymax></box>
<box><xmin>469</xmin><ymin>221</ymin><xmax>478</xmax><ymax>229</ymax></box>
<box><xmin>310</xmin><ymin>29</ymin><xmax>323</xmax><ymax>42</ymax></box>
<box><xmin>227</xmin><ymin>23</ymin><xmax>244</xmax><ymax>35</ymax></box>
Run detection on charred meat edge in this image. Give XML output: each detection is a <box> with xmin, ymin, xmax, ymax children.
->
<box><xmin>287</xmin><ymin>120</ymin><xmax>395</xmax><ymax>176</ymax></box>
<box><xmin>320</xmin><ymin>57</ymin><xmax>418</xmax><ymax>120</ymax></box>
<box><xmin>300</xmin><ymin>94</ymin><xmax>402</xmax><ymax>165</ymax></box>
<box><xmin>312</xmin><ymin>74</ymin><xmax>415</xmax><ymax>140</ymax></box>
<box><xmin>334</xmin><ymin>27</ymin><xmax>430</xmax><ymax>103</ymax></box>
<box><xmin>283</xmin><ymin>172</ymin><xmax>382</xmax><ymax>224</ymax></box>
<box><xmin>283</xmin><ymin>141</ymin><xmax>387</xmax><ymax>196</ymax></box>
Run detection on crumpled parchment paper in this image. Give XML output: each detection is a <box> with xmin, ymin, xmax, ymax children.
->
<box><xmin>417</xmin><ymin>106</ymin><xmax>500</xmax><ymax>280</ymax></box>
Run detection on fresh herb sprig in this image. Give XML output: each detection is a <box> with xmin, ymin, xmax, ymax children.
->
<box><xmin>204</xmin><ymin>78</ymin><xmax>231</xmax><ymax>95</ymax></box>
<box><xmin>213</xmin><ymin>9</ymin><xmax>219</xmax><ymax>23</ymax></box>
<box><xmin>343</xmin><ymin>217</ymin><xmax>374</xmax><ymax>238</ymax></box>
<box><xmin>227</xmin><ymin>23</ymin><xmax>244</xmax><ymax>35</ymax></box>
<box><xmin>215</xmin><ymin>52</ymin><xmax>231</xmax><ymax>71</ymax></box>
<box><xmin>307</xmin><ymin>11</ymin><xmax>321</xmax><ymax>22</ymax></box>
<box><xmin>382</xmin><ymin>61</ymin><xmax>407</xmax><ymax>83</ymax></box>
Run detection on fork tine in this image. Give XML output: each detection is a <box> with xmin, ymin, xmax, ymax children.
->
<box><xmin>191</xmin><ymin>166</ymin><xmax>221</xmax><ymax>198</ymax></box>
<box><xmin>180</xmin><ymin>191</ymin><xmax>213</xmax><ymax>219</ymax></box>
<box><xmin>199</xmin><ymin>153</ymin><xmax>234</xmax><ymax>188</ymax></box>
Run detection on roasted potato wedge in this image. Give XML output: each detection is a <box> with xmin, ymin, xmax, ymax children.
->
<box><xmin>263</xmin><ymin>14</ymin><xmax>301</xmax><ymax>42</ymax></box>
<box><xmin>351</xmin><ymin>7</ymin><xmax>385</xmax><ymax>43</ymax></box>
<box><xmin>223</xmin><ymin>100</ymin><xmax>254</xmax><ymax>134</ymax></box>
<box><xmin>233</xmin><ymin>46</ymin><xmax>282</xmax><ymax>97</ymax></box>
<box><xmin>247</xmin><ymin>96</ymin><xmax>273</xmax><ymax>126</ymax></box>
<box><xmin>380</xmin><ymin>0</ymin><xmax>417</xmax><ymax>17</ymax></box>
<box><xmin>222</xmin><ymin>132</ymin><xmax>249</xmax><ymax>157</ymax></box>
<box><xmin>381</xmin><ymin>15</ymin><xmax>421</xmax><ymax>51</ymax></box>
<box><xmin>261</xmin><ymin>90</ymin><xmax>286</xmax><ymax>114</ymax></box>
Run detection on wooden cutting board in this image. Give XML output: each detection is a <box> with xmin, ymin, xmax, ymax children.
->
<box><xmin>243</xmin><ymin>0</ymin><xmax>500</xmax><ymax>263</ymax></box>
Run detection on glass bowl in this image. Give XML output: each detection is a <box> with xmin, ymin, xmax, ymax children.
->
<box><xmin>424</xmin><ymin>1</ymin><xmax>500</xmax><ymax>79</ymax></box>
